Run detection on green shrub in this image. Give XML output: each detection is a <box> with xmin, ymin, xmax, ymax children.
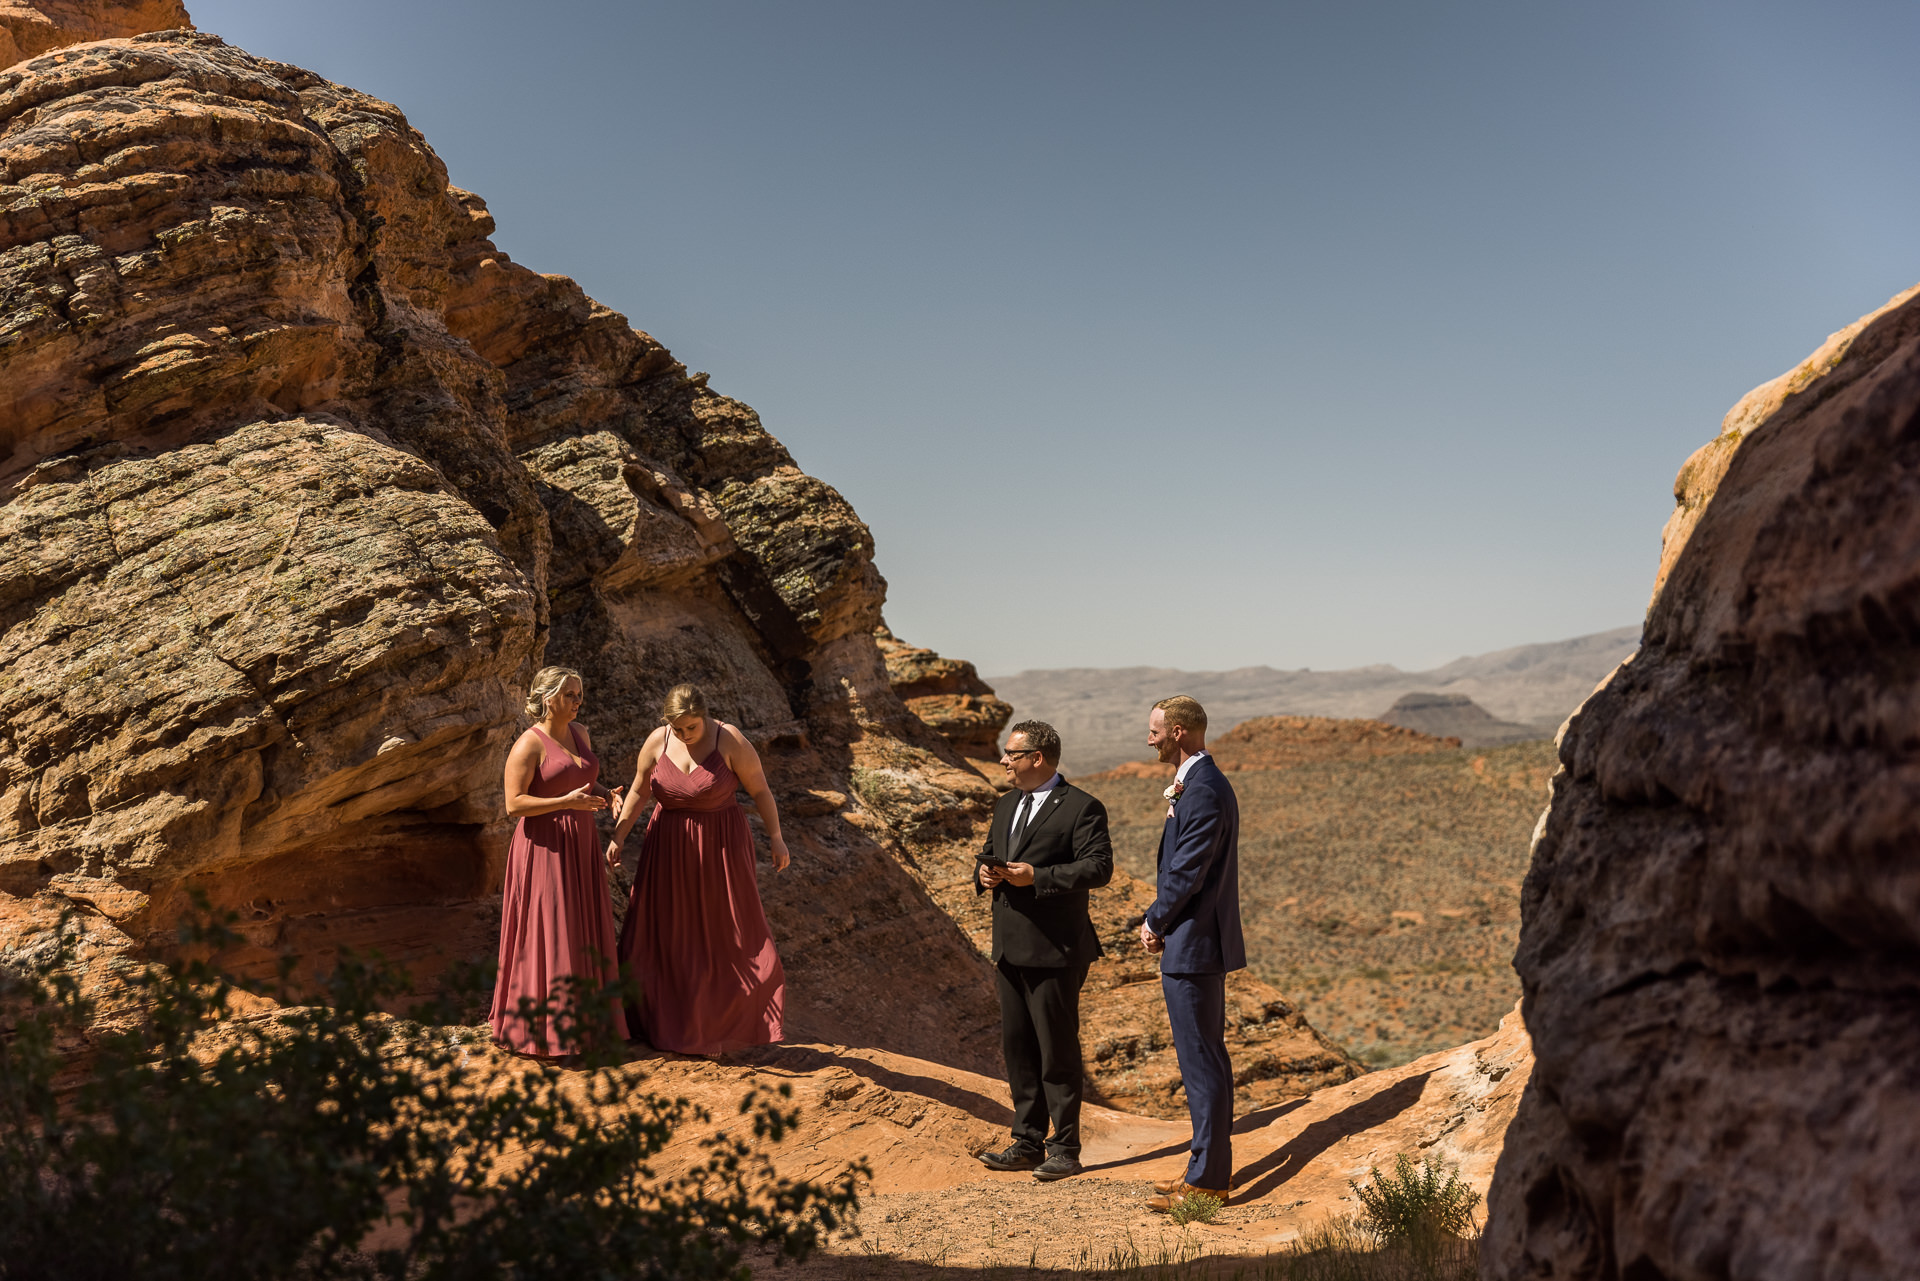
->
<box><xmin>1348</xmin><ymin>1152</ymin><xmax>1481</xmax><ymax>1247</ymax></box>
<box><xmin>0</xmin><ymin>911</ymin><xmax>862</xmax><ymax>1281</ymax></box>
<box><xmin>1165</xmin><ymin>1189</ymin><xmax>1224</xmax><ymax>1226</ymax></box>
<box><xmin>1279</xmin><ymin>1213</ymin><xmax>1477</xmax><ymax>1280</ymax></box>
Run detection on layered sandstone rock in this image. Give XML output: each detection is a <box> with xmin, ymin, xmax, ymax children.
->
<box><xmin>1484</xmin><ymin>288</ymin><xmax>1920</xmax><ymax>1276</ymax></box>
<box><xmin>875</xmin><ymin>625</ymin><xmax>1013</xmax><ymax>771</ymax></box>
<box><xmin>0</xmin><ymin>0</ymin><xmax>187</xmax><ymax>67</ymax></box>
<box><xmin>0</xmin><ymin>28</ymin><xmax>1006</xmax><ymax>1067</ymax></box>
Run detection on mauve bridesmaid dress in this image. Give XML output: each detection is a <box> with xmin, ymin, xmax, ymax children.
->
<box><xmin>488</xmin><ymin>725</ymin><xmax>629</xmax><ymax>1054</ymax></box>
<box><xmin>617</xmin><ymin>745</ymin><xmax>785</xmax><ymax>1054</ymax></box>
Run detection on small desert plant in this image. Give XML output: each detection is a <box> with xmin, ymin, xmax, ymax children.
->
<box><xmin>1278</xmin><ymin>1211</ymin><xmax>1477</xmax><ymax>1280</ymax></box>
<box><xmin>1166</xmin><ymin>1189</ymin><xmax>1225</xmax><ymax>1226</ymax></box>
<box><xmin>0</xmin><ymin>909</ymin><xmax>863</xmax><ymax>1281</ymax></box>
<box><xmin>1349</xmin><ymin>1152</ymin><xmax>1481</xmax><ymax>1246</ymax></box>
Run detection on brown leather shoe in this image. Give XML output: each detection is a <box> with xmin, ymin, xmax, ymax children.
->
<box><xmin>1147</xmin><ymin>1181</ymin><xmax>1228</xmax><ymax>1212</ymax></box>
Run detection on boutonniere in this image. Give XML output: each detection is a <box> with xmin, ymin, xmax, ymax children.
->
<box><xmin>1164</xmin><ymin>781</ymin><xmax>1184</xmax><ymax>817</ymax></box>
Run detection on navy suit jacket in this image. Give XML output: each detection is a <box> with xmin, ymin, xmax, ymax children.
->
<box><xmin>1146</xmin><ymin>754</ymin><xmax>1246</xmax><ymax>975</ymax></box>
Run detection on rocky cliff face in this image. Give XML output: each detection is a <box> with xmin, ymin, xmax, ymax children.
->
<box><xmin>0</xmin><ymin>15</ymin><xmax>1368</xmax><ymax>1120</ymax></box>
<box><xmin>1484</xmin><ymin>287</ymin><xmax>1920</xmax><ymax>1276</ymax></box>
<box><xmin>0</xmin><ymin>26</ymin><xmax>1009</xmax><ymax>1066</ymax></box>
<box><xmin>0</xmin><ymin>0</ymin><xmax>186</xmax><ymax>66</ymax></box>
<box><xmin>875</xmin><ymin>625</ymin><xmax>1013</xmax><ymax>772</ymax></box>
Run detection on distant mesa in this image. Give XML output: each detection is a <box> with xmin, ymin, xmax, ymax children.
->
<box><xmin>1377</xmin><ymin>693</ymin><xmax>1543</xmax><ymax>748</ymax></box>
<box><xmin>1085</xmin><ymin>714</ymin><xmax>1459</xmax><ymax>781</ymax></box>
<box><xmin>989</xmin><ymin>625</ymin><xmax>1636</xmax><ymax>775</ymax></box>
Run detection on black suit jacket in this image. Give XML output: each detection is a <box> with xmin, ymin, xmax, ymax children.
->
<box><xmin>975</xmin><ymin>779</ymin><xmax>1114</xmax><ymax>967</ymax></box>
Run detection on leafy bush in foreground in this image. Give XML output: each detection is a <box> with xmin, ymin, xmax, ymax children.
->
<box><xmin>1349</xmin><ymin>1152</ymin><xmax>1481</xmax><ymax>1247</ymax></box>
<box><xmin>0</xmin><ymin>913</ymin><xmax>861</xmax><ymax>1281</ymax></box>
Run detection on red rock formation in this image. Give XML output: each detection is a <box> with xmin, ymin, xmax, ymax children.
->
<box><xmin>0</xmin><ymin>28</ymin><xmax>1004</xmax><ymax>1069</ymax></box>
<box><xmin>0</xmin><ymin>21</ymin><xmax>1364</xmax><ymax>1122</ymax></box>
<box><xmin>875</xmin><ymin>625</ymin><xmax>1014</xmax><ymax>773</ymax></box>
<box><xmin>0</xmin><ymin>0</ymin><xmax>188</xmax><ymax>67</ymax></box>
<box><xmin>1484</xmin><ymin>286</ymin><xmax>1920</xmax><ymax>1276</ymax></box>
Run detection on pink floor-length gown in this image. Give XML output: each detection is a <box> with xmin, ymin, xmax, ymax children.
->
<box><xmin>489</xmin><ymin>725</ymin><xmax>629</xmax><ymax>1055</ymax></box>
<box><xmin>617</xmin><ymin>745</ymin><xmax>785</xmax><ymax>1054</ymax></box>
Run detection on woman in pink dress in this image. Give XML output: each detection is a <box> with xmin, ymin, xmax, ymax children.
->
<box><xmin>489</xmin><ymin>666</ymin><xmax>629</xmax><ymax>1056</ymax></box>
<box><xmin>608</xmin><ymin>684</ymin><xmax>790</xmax><ymax>1055</ymax></box>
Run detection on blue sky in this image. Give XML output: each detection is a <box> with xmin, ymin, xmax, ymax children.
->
<box><xmin>186</xmin><ymin>0</ymin><xmax>1920</xmax><ymax>674</ymax></box>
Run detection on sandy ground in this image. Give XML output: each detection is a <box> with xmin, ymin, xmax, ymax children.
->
<box><xmin>603</xmin><ymin>1006</ymin><xmax>1529</xmax><ymax>1275</ymax></box>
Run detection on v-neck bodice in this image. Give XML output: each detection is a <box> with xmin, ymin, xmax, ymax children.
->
<box><xmin>651</xmin><ymin>745</ymin><xmax>741</xmax><ymax>812</ymax></box>
<box><xmin>528</xmin><ymin>725</ymin><xmax>598</xmax><ymax>796</ymax></box>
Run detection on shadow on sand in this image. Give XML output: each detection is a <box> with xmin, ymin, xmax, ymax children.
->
<box><xmin>1229</xmin><ymin>1071</ymin><xmax>1432</xmax><ymax>1202</ymax></box>
<box><xmin>729</xmin><ymin>1043</ymin><xmax>1019</xmax><ymax>1130</ymax></box>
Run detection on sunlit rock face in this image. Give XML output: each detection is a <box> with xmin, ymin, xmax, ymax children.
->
<box><xmin>875</xmin><ymin>626</ymin><xmax>1013</xmax><ymax>775</ymax></box>
<box><xmin>1484</xmin><ymin>287</ymin><xmax>1920</xmax><ymax>1279</ymax></box>
<box><xmin>0</xmin><ymin>0</ymin><xmax>188</xmax><ymax>66</ymax></box>
<box><xmin>0</xmin><ymin>27</ymin><xmax>1009</xmax><ymax>1065</ymax></box>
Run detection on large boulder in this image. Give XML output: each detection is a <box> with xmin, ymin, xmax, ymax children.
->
<box><xmin>1484</xmin><ymin>286</ymin><xmax>1920</xmax><ymax>1277</ymax></box>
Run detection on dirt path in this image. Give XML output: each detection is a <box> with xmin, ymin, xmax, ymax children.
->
<box><xmin>605</xmin><ymin>1008</ymin><xmax>1528</xmax><ymax>1274</ymax></box>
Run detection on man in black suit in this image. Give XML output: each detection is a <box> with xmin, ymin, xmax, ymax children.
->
<box><xmin>974</xmin><ymin>719</ymin><xmax>1114</xmax><ymax>1182</ymax></box>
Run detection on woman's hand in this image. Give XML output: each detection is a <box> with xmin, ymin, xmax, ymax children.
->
<box><xmin>605</xmin><ymin>836</ymin><xmax>624</xmax><ymax>871</ymax></box>
<box><xmin>768</xmin><ymin>835</ymin><xmax>791</xmax><ymax>872</ymax></box>
<box><xmin>560</xmin><ymin>785</ymin><xmax>608</xmax><ymax>812</ymax></box>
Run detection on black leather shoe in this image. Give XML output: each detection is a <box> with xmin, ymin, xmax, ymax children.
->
<box><xmin>975</xmin><ymin>1143</ymin><xmax>1044</xmax><ymax>1171</ymax></box>
<box><xmin>1032</xmin><ymin>1153</ymin><xmax>1084</xmax><ymax>1181</ymax></box>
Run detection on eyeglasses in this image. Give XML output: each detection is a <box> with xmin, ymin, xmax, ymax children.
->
<box><xmin>1000</xmin><ymin>747</ymin><xmax>1042</xmax><ymax>759</ymax></box>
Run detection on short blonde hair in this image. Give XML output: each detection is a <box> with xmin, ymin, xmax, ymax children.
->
<box><xmin>525</xmin><ymin>666</ymin><xmax>582</xmax><ymax>718</ymax></box>
<box><xmin>1154</xmin><ymin>695</ymin><xmax>1207</xmax><ymax>736</ymax></box>
<box><xmin>660</xmin><ymin>683</ymin><xmax>709</xmax><ymax>724</ymax></box>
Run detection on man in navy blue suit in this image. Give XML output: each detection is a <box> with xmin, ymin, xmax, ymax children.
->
<box><xmin>1138</xmin><ymin>695</ymin><xmax>1245</xmax><ymax>1210</ymax></box>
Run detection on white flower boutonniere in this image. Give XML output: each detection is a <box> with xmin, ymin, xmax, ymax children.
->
<box><xmin>1164</xmin><ymin>780</ymin><xmax>1184</xmax><ymax>817</ymax></box>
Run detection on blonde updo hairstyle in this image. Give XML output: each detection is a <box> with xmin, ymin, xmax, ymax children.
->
<box><xmin>525</xmin><ymin>666</ymin><xmax>584</xmax><ymax>719</ymax></box>
<box><xmin>660</xmin><ymin>683</ymin><xmax>709</xmax><ymax>725</ymax></box>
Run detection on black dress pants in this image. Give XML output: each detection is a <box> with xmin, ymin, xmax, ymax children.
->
<box><xmin>995</xmin><ymin>957</ymin><xmax>1091</xmax><ymax>1157</ymax></box>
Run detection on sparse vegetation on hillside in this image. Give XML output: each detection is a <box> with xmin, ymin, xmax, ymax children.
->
<box><xmin>1081</xmin><ymin>741</ymin><xmax>1555</xmax><ymax>1066</ymax></box>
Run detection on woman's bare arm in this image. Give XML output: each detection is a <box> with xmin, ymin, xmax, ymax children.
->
<box><xmin>721</xmin><ymin>724</ymin><xmax>791</xmax><ymax>871</ymax></box>
<box><xmin>608</xmin><ymin>727</ymin><xmax>667</xmax><ymax>853</ymax></box>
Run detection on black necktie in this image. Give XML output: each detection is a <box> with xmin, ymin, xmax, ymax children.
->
<box><xmin>1012</xmin><ymin>793</ymin><xmax>1035</xmax><ymax>847</ymax></box>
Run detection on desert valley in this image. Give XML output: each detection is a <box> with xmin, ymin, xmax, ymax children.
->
<box><xmin>2</xmin><ymin>5</ymin><xmax>1917</xmax><ymax>1279</ymax></box>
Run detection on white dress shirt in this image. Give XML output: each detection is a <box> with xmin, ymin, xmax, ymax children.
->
<box><xmin>1174</xmin><ymin>751</ymin><xmax>1209</xmax><ymax>786</ymax></box>
<box><xmin>1011</xmin><ymin>771</ymin><xmax>1064</xmax><ymax>847</ymax></box>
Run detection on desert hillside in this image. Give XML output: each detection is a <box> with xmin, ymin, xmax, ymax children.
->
<box><xmin>990</xmin><ymin>626</ymin><xmax>1632</xmax><ymax>773</ymax></box>
<box><xmin>0</xmin><ymin>12</ymin><xmax>1360</xmax><ymax>1134</ymax></box>
<box><xmin>1081</xmin><ymin>718</ymin><xmax>1555</xmax><ymax>1067</ymax></box>
<box><xmin>9</xmin><ymin>9</ymin><xmax>1919</xmax><ymax>1278</ymax></box>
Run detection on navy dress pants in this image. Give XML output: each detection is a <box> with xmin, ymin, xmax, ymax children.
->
<box><xmin>1162</xmin><ymin>970</ymin><xmax>1233</xmax><ymax>1190</ymax></box>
